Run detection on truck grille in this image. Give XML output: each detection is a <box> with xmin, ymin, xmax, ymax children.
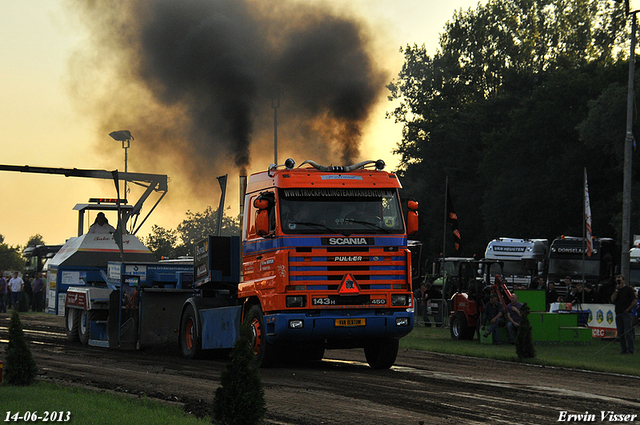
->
<box><xmin>288</xmin><ymin>246</ymin><xmax>408</xmax><ymax>290</ymax></box>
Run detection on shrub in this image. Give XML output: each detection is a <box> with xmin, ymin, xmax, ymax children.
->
<box><xmin>516</xmin><ymin>303</ymin><xmax>535</xmax><ymax>359</ymax></box>
<box><xmin>212</xmin><ymin>322</ymin><xmax>266</xmax><ymax>425</ymax></box>
<box><xmin>3</xmin><ymin>310</ymin><xmax>38</xmax><ymax>385</ymax></box>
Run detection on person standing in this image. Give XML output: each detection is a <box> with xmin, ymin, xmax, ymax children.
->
<box><xmin>506</xmin><ymin>294</ymin><xmax>523</xmax><ymax>345</ymax></box>
<box><xmin>481</xmin><ymin>293</ymin><xmax>505</xmax><ymax>344</ymax></box>
<box><xmin>8</xmin><ymin>272</ymin><xmax>24</xmax><ymax>310</ymax></box>
<box><xmin>546</xmin><ymin>281</ymin><xmax>559</xmax><ymax>310</ymax></box>
<box><xmin>611</xmin><ymin>275</ymin><xmax>637</xmax><ymax>355</ymax></box>
<box><xmin>32</xmin><ymin>272</ymin><xmax>46</xmax><ymax>312</ymax></box>
<box><xmin>0</xmin><ymin>272</ymin><xmax>7</xmax><ymax>313</ymax></box>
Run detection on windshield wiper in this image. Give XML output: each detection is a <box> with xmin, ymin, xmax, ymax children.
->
<box><xmin>345</xmin><ymin>219</ymin><xmax>390</xmax><ymax>234</ymax></box>
<box><xmin>289</xmin><ymin>221</ymin><xmax>349</xmax><ymax>236</ymax></box>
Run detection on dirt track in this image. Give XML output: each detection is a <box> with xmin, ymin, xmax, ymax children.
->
<box><xmin>1</xmin><ymin>313</ymin><xmax>640</xmax><ymax>424</ymax></box>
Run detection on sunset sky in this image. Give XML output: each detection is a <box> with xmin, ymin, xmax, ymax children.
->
<box><xmin>0</xmin><ymin>0</ymin><xmax>480</xmax><ymax>248</ymax></box>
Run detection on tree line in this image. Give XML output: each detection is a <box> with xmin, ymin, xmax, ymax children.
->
<box><xmin>388</xmin><ymin>0</ymin><xmax>640</xmax><ymax>260</ymax></box>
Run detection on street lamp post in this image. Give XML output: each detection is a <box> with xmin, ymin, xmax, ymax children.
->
<box><xmin>622</xmin><ymin>1</ymin><xmax>639</xmax><ymax>283</ymax></box>
<box><xmin>109</xmin><ymin>130</ymin><xmax>134</xmax><ymax>203</ymax></box>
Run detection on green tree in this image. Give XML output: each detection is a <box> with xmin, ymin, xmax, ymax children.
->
<box><xmin>176</xmin><ymin>206</ymin><xmax>240</xmax><ymax>256</ymax></box>
<box><xmin>212</xmin><ymin>322</ymin><xmax>266</xmax><ymax>425</ymax></box>
<box><xmin>143</xmin><ymin>207</ymin><xmax>240</xmax><ymax>258</ymax></box>
<box><xmin>0</xmin><ymin>241</ymin><xmax>24</xmax><ymax>272</ymax></box>
<box><xmin>143</xmin><ymin>225</ymin><xmax>180</xmax><ymax>259</ymax></box>
<box><xmin>3</xmin><ymin>310</ymin><xmax>38</xmax><ymax>386</ymax></box>
<box><xmin>25</xmin><ymin>234</ymin><xmax>45</xmax><ymax>247</ymax></box>
<box><xmin>387</xmin><ymin>0</ymin><xmax>629</xmax><ymax>259</ymax></box>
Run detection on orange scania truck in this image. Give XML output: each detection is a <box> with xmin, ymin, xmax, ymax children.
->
<box><xmin>183</xmin><ymin>158</ymin><xmax>418</xmax><ymax>368</ymax></box>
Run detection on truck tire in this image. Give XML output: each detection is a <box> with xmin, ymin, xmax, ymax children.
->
<box><xmin>247</xmin><ymin>305</ymin><xmax>277</xmax><ymax>367</ymax></box>
<box><xmin>450</xmin><ymin>311</ymin><xmax>475</xmax><ymax>340</ymax></box>
<box><xmin>65</xmin><ymin>308</ymin><xmax>79</xmax><ymax>342</ymax></box>
<box><xmin>364</xmin><ymin>339</ymin><xmax>399</xmax><ymax>369</ymax></box>
<box><xmin>180</xmin><ymin>304</ymin><xmax>204</xmax><ymax>359</ymax></box>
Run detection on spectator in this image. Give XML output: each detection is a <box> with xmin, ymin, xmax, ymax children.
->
<box><xmin>0</xmin><ymin>271</ymin><xmax>7</xmax><ymax>313</ymax></box>
<box><xmin>611</xmin><ymin>275</ymin><xmax>637</xmax><ymax>354</ymax></box>
<box><xmin>8</xmin><ymin>272</ymin><xmax>24</xmax><ymax>310</ymax></box>
<box><xmin>546</xmin><ymin>281</ymin><xmax>559</xmax><ymax>310</ymax></box>
<box><xmin>571</xmin><ymin>283</ymin><xmax>584</xmax><ymax>306</ymax></box>
<box><xmin>631</xmin><ymin>287</ymin><xmax>639</xmax><ymax>333</ymax></box>
<box><xmin>32</xmin><ymin>272</ymin><xmax>46</xmax><ymax>312</ymax></box>
<box><xmin>506</xmin><ymin>293</ymin><xmax>523</xmax><ymax>345</ymax></box>
<box><xmin>566</xmin><ymin>285</ymin><xmax>578</xmax><ymax>305</ymax></box>
<box><xmin>23</xmin><ymin>276</ymin><xmax>33</xmax><ymax>310</ymax></box>
<box><xmin>530</xmin><ymin>276</ymin><xmax>544</xmax><ymax>290</ymax></box>
<box><xmin>583</xmin><ymin>283</ymin><xmax>598</xmax><ymax>304</ymax></box>
<box><xmin>481</xmin><ymin>293</ymin><xmax>505</xmax><ymax>344</ymax></box>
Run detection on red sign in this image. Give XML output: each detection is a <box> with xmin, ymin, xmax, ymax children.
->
<box><xmin>338</xmin><ymin>274</ymin><xmax>360</xmax><ymax>295</ymax></box>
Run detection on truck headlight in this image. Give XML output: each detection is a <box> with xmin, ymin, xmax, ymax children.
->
<box><xmin>396</xmin><ymin>317</ymin><xmax>410</xmax><ymax>326</ymax></box>
<box><xmin>289</xmin><ymin>319</ymin><xmax>304</xmax><ymax>329</ymax></box>
<box><xmin>286</xmin><ymin>295</ymin><xmax>306</xmax><ymax>307</ymax></box>
<box><xmin>391</xmin><ymin>294</ymin><xmax>409</xmax><ymax>306</ymax></box>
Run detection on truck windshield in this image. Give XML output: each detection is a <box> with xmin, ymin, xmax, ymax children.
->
<box><xmin>278</xmin><ymin>188</ymin><xmax>404</xmax><ymax>235</ymax></box>
<box><xmin>548</xmin><ymin>259</ymin><xmax>600</xmax><ymax>277</ymax></box>
<box><xmin>501</xmin><ymin>260</ymin><xmax>530</xmax><ymax>277</ymax></box>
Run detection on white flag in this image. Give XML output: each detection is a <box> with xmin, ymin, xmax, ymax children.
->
<box><xmin>584</xmin><ymin>168</ymin><xmax>592</xmax><ymax>257</ymax></box>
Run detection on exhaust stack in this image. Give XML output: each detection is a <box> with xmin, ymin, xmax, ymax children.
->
<box><xmin>239</xmin><ymin>175</ymin><xmax>247</xmax><ymax>232</ymax></box>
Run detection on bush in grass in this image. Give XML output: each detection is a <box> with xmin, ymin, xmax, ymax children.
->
<box><xmin>212</xmin><ymin>322</ymin><xmax>266</xmax><ymax>425</ymax></box>
<box><xmin>4</xmin><ymin>310</ymin><xmax>38</xmax><ymax>385</ymax></box>
<box><xmin>516</xmin><ymin>303</ymin><xmax>535</xmax><ymax>359</ymax></box>
<box><xmin>17</xmin><ymin>292</ymin><xmax>29</xmax><ymax>312</ymax></box>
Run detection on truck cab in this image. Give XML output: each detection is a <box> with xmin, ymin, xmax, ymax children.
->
<box><xmin>484</xmin><ymin>238</ymin><xmax>548</xmax><ymax>288</ymax></box>
<box><xmin>240</xmin><ymin>159</ymin><xmax>417</xmax><ymax>368</ymax></box>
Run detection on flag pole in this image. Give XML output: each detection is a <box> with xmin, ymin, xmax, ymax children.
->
<box><xmin>582</xmin><ymin>168</ymin><xmax>586</xmax><ymax>291</ymax></box>
<box><xmin>443</xmin><ymin>176</ymin><xmax>448</xmax><ymax>263</ymax></box>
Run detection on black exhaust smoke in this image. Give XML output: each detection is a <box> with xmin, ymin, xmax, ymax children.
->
<box><xmin>65</xmin><ymin>0</ymin><xmax>386</xmax><ymax>191</ymax></box>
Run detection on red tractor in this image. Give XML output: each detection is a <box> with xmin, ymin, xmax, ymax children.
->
<box><xmin>448</xmin><ymin>259</ymin><xmax>512</xmax><ymax>340</ymax></box>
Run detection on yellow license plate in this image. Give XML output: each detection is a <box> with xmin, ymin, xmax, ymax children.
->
<box><xmin>335</xmin><ymin>318</ymin><xmax>366</xmax><ymax>327</ymax></box>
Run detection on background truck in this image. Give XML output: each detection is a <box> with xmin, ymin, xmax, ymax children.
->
<box><xmin>547</xmin><ymin>236</ymin><xmax>618</xmax><ymax>295</ymax></box>
<box><xmin>484</xmin><ymin>238</ymin><xmax>548</xmax><ymax>288</ymax></box>
<box><xmin>65</xmin><ymin>158</ymin><xmax>418</xmax><ymax>369</ymax></box>
<box><xmin>22</xmin><ymin>244</ymin><xmax>63</xmax><ymax>280</ymax></box>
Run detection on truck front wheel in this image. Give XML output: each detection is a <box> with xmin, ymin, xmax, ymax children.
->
<box><xmin>246</xmin><ymin>305</ymin><xmax>277</xmax><ymax>367</ymax></box>
<box><xmin>180</xmin><ymin>304</ymin><xmax>203</xmax><ymax>359</ymax></box>
<box><xmin>364</xmin><ymin>339</ymin><xmax>399</xmax><ymax>369</ymax></box>
<box><xmin>65</xmin><ymin>309</ymin><xmax>79</xmax><ymax>342</ymax></box>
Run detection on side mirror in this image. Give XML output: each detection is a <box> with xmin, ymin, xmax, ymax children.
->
<box><xmin>253</xmin><ymin>196</ymin><xmax>272</xmax><ymax>237</ymax></box>
<box><xmin>407</xmin><ymin>200</ymin><xmax>418</xmax><ymax>236</ymax></box>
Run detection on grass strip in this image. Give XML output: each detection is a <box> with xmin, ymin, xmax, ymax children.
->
<box><xmin>401</xmin><ymin>325</ymin><xmax>640</xmax><ymax>376</ymax></box>
<box><xmin>0</xmin><ymin>381</ymin><xmax>210</xmax><ymax>424</ymax></box>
